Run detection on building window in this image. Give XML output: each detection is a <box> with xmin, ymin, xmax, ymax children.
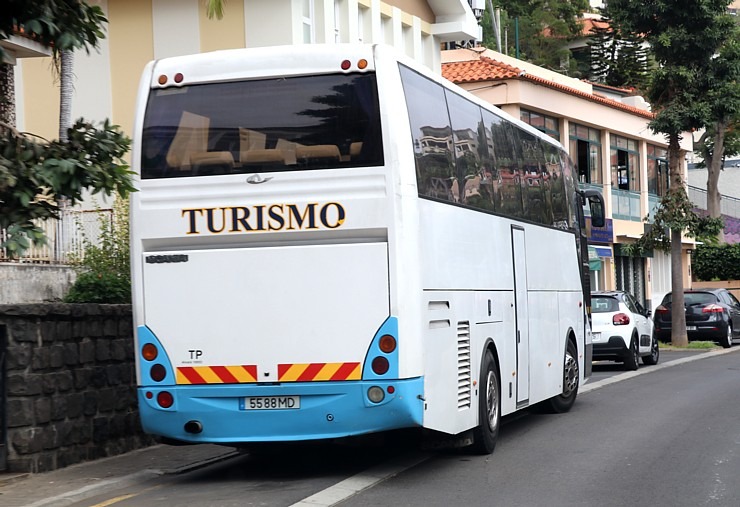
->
<box><xmin>647</xmin><ymin>144</ymin><xmax>669</xmax><ymax>196</ymax></box>
<box><xmin>520</xmin><ymin>109</ymin><xmax>559</xmax><ymax>140</ymax></box>
<box><xmin>569</xmin><ymin>123</ymin><xmax>602</xmax><ymax>184</ymax></box>
<box><xmin>611</xmin><ymin>134</ymin><xmax>640</xmax><ymax>191</ymax></box>
<box><xmin>302</xmin><ymin>0</ymin><xmax>314</xmax><ymax>43</ymax></box>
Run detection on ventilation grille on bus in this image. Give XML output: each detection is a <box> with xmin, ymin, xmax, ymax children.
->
<box><xmin>457</xmin><ymin>321</ymin><xmax>472</xmax><ymax>410</ymax></box>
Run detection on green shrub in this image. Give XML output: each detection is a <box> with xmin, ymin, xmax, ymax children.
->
<box><xmin>692</xmin><ymin>243</ymin><xmax>740</xmax><ymax>281</ymax></box>
<box><xmin>64</xmin><ymin>197</ymin><xmax>131</xmax><ymax>303</ymax></box>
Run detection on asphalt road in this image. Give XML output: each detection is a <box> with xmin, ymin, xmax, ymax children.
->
<box><xmin>44</xmin><ymin>347</ymin><xmax>739</xmax><ymax>507</ymax></box>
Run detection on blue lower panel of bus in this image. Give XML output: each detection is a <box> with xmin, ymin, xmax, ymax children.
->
<box><xmin>138</xmin><ymin>378</ymin><xmax>424</xmax><ymax>444</ymax></box>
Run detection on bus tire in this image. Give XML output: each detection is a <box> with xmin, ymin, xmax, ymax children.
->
<box><xmin>470</xmin><ymin>351</ymin><xmax>500</xmax><ymax>455</ymax></box>
<box><xmin>546</xmin><ymin>339</ymin><xmax>579</xmax><ymax>414</ymax></box>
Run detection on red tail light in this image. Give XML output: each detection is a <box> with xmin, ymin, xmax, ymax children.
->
<box><xmin>150</xmin><ymin>364</ymin><xmax>166</xmax><ymax>382</ymax></box>
<box><xmin>613</xmin><ymin>313</ymin><xmax>630</xmax><ymax>325</ymax></box>
<box><xmin>655</xmin><ymin>305</ymin><xmax>669</xmax><ymax>314</ymax></box>
<box><xmin>702</xmin><ymin>304</ymin><xmax>724</xmax><ymax>314</ymax></box>
<box><xmin>157</xmin><ymin>391</ymin><xmax>174</xmax><ymax>408</ymax></box>
<box><xmin>371</xmin><ymin>356</ymin><xmax>389</xmax><ymax>375</ymax></box>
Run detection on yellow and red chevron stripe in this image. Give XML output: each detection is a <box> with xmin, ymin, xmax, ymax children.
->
<box><xmin>278</xmin><ymin>362</ymin><xmax>361</xmax><ymax>382</ymax></box>
<box><xmin>176</xmin><ymin>365</ymin><xmax>257</xmax><ymax>385</ymax></box>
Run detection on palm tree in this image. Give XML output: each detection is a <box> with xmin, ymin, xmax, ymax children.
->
<box><xmin>58</xmin><ymin>50</ymin><xmax>74</xmax><ymax>142</ymax></box>
<box><xmin>0</xmin><ymin>62</ymin><xmax>16</xmax><ymax>127</ymax></box>
<box><xmin>205</xmin><ymin>0</ymin><xmax>226</xmax><ymax>20</ymax></box>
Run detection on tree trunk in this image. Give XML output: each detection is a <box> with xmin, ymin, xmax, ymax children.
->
<box><xmin>0</xmin><ymin>62</ymin><xmax>16</xmax><ymax>127</ymax></box>
<box><xmin>668</xmin><ymin>133</ymin><xmax>688</xmax><ymax>347</ymax></box>
<box><xmin>58</xmin><ymin>50</ymin><xmax>74</xmax><ymax>142</ymax></box>
<box><xmin>706</xmin><ymin>119</ymin><xmax>726</xmax><ymax>224</ymax></box>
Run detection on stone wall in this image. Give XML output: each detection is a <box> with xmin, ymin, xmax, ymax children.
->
<box><xmin>0</xmin><ymin>304</ymin><xmax>154</xmax><ymax>473</ymax></box>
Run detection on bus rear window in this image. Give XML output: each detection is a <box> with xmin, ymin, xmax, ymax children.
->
<box><xmin>140</xmin><ymin>73</ymin><xmax>384</xmax><ymax>178</ymax></box>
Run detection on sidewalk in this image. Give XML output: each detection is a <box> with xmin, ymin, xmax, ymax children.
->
<box><xmin>0</xmin><ymin>443</ymin><xmax>239</xmax><ymax>507</ymax></box>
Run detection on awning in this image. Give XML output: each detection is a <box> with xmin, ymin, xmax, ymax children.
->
<box><xmin>594</xmin><ymin>246</ymin><xmax>612</xmax><ymax>258</ymax></box>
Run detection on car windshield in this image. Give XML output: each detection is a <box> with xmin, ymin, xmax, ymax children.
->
<box><xmin>592</xmin><ymin>296</ymin><xmax>620</xmax><ymax>313</ymax></box>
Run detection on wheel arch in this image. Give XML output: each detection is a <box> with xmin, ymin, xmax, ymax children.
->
<box><xmin>481</xmin><ymin>337</ymin><xmax>501</xmax><ymax>383</ymax></box>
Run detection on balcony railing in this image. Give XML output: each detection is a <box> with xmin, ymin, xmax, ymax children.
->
<box><xmin>612</xmin><ymin>189</ymin><xmax>642</xmax><ymax>221</ymax></box>
<box><xmin>0</xmin><ymin>208</ymin><xmax>112</xmax><ymax>264</ymax></box>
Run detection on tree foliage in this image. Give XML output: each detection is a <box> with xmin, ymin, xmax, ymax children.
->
<box><xmin>0</xmin><ymin>1</ymin><xmax>135</xmax><ymax>257</ymax></box>
<box><xmin>482</xmin><ymin>0</ymin><xmax>589</xmax><ymax>74</ymax></box>
<box><xmin>692</xmin><ymin>23</ymin><xmax>740</xmax><ymax>219</ymax></box>
<box><xmin>587</xmin><ymin>19</ymin><xmax>649</xmax><ymax>91</ymax></box>
<box><xmin>0</xmin><ymin>120</ymin><xmax>135</xmax><ymax>255</ymax></box>
<box><xmin>624</xmin><ymin>186</ymin><xmax>724</xmax><ymax>256</ymax></box>
<box><xmin>606</xmin><ymin>0</ymin><xmax>735</xmax><ymax>346</ymax></box>
<box><xmin>0</xmin><ymin>0</ymin><xmax>106</xmax><ymax>60</ymax></box>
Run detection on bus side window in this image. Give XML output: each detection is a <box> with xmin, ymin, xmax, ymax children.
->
<box><xmin>399</xmin><ymin>65</ymin><xmax>455</xmax><ymax>202</ymax></box>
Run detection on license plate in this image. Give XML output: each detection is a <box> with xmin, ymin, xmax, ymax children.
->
<box><xmin>687</xmin><ymin>326</ymin><xmax>697</xmax><ymax>331</ymax></box>
<box><xmin>244</xmin><ymin>396</ymin><xmax>300</xmax><ymax>410</ymax></box>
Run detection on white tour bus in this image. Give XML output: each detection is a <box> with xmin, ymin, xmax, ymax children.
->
<box><xmin>131</xmin><ymin>43</ymin><xmax>604</xmax><ymax>454</ymax></box>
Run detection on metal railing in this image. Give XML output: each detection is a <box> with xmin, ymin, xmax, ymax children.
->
<box><xmin>0</xmin><ymin>208</ymin><xmax>112</xmax><ymax>264</ymax></box>
<box><xmin>688</xmin><ymin>185</ymin><xmax>740</xmax><ymax>218</ymax></box>
<box><xmin>612</xmin><ymin>189</ymin><xmax>642</xmax><ymax>221</ymax></box>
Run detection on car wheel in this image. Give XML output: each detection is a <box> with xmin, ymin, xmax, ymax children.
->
<box><xmin>720</xmin><ymin>322</ymin><xmax>733</xmax><ymax>349</ymax></box>
<box><xmin>545</xmin><ymin>339</ymin><xmax>579</xmax><ymax>413</ymax></box>
<box><xmin>623</xmin><ymin>335</ymin><xmax>639</xmax><ymax>371</ymax></box>
<box><xmin>470</xmin><ymin>351</ymin><xmax>500</xmax><ymax>455</ymax></box>
<box><xmin>642</xmin><ymin>335</ymin><xmax>660</xmax><ymax>365</ymax></box>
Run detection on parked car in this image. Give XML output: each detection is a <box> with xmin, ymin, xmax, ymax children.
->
<box><xmin>653</xmin><ymin>289</ymin><xmax>740</xmax><ymax>348</ymax></box>
<box><xmin>591</xmin><ymin>291</ymin><xmax>659</xmax><ymax>370</ymax></box>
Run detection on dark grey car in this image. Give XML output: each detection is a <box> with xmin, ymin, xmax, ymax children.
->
<box><xmin>653</xmin><ymin>289</ymin><xmax>740</xmax><ymax>348</ymax></box>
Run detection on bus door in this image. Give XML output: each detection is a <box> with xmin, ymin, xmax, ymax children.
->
<box><xmin>512</xmin><ymin>226</ymin><xmax>530</xmax><ymax>405</ymax></box>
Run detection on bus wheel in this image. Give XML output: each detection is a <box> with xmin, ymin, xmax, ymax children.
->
<box><xmin>471</xmin><ymin>351</ymin><xmax>500</xmax><ymax>455</ymax></box>
<box><xmin>546</xmin><ymin>339</ymin><xmax>579</xmax><ymax>414</ymax></box>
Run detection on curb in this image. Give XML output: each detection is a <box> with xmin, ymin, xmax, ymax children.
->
<box><xmin>160</xmin><ymin>449</ymin><xmax>241</xmax><ymax>475</ymax></box>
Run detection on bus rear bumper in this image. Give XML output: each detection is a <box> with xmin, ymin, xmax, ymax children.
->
<box><xmin>138</xmin><ymin>378</ymin><xmax>424</xmax><ymax>444</ymax></box>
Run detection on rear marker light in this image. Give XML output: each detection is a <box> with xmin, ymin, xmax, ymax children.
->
<box><xmin>341</xmin><ymin>59</ymin><xmax>351</xmax><ymax>70</ymax></box>
<box><xmin>157</xmin><ymin>391</ymin><xmax>174</xmax><ymax>408</ymax></box>
<box><xmin>142</xmin><ymin>343</ymin><xmax>158</xmax><ymax>361</ymax></box>
<box><xmin>145</xmin><ymin>391</ymin><xmax>153</xmax><ymax>399</ymax></box>
<box><xmin>174</xmin><ymin>72</ymin><xmax>184</xmax><ymax>83</ymax></box>
<box><xmin>357</xmin><ymin>59</ymin><xmax>368</xmax><ymax>69</ymax></box>
<box><xmin>150</xmin><ymin>364</ymin><xmax>166</xmax><ymax>382</ymax></box>
<box><xmin>158</xmin><ymin>74</ymin><xmax>167</xmax><ymax>85</ymax></box>
<box><xmin>379</xmin><ymin>335</ymin><xmax>397</xmax><ymax>353</ymax></box>
<box><xmin>368</xmin><ymin>386</ymin><xmax>385</xmax><ymax>403</ymax></box>
<box><xmin>387</xmin><ymin>386</ymin><xmax>395</xmax><ymax>394</ymax></box>
<box><xmin>372</xmin><ymin>356</ymin><xmax>389</xmax><ymax>375</ymax></box>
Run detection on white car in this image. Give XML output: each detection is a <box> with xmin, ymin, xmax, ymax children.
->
<box><xmin>591</xmin><ymin>291</ymin><xmax>659</xmax><ymax>370</ymax></box>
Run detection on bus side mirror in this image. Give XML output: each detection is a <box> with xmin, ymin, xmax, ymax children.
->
<box><xmin>582</xmin><ymin>190</ymin><xmax>605</xmax><ymax>228</ymax></box>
